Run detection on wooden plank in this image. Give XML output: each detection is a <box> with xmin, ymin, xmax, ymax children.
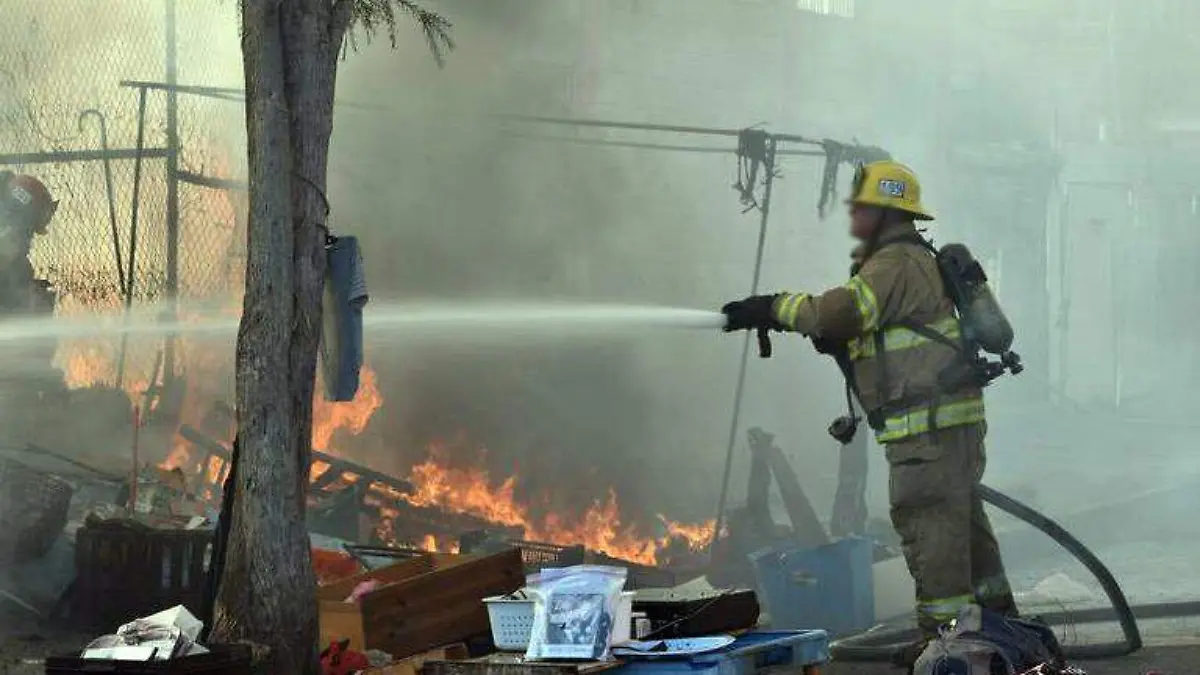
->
<box><xmin>168</xmin><ymin>537</ymin><xmax>185</xmax><ymax>591</ymax></box>
<box><xmin>359</xmin><ymin>549</ymin><xmax>524</xmax><ymax>659</ymax></box>
<box><xmin>318</xmin><ymin>554</ymin><xmax>435</xmax><ymax>601</ymax></box>
<box><xmin>363</xmin><ymin>645</ymin><xmax>468</xmax><ymax>675</ymax></box>
<box><xmin>425</xmin><ymin>655</ymin><xmax>618</xmax><ymax>675</ymax></box>
<box><xmin>179</xmin><ymin>424</ymin><xmax>415</xmax><ymax>495</ymax></box>
<box><xmin>318</xmin><ymin>554</ymin><xmax>475</xmax><ymax>651</ymax></box>
<box><xmin>366</xmin><ymin>599</ymin><xmax>490</xmax><ymax>662</ymax></box>
<box><xmin>765</xmin><ymin>444</ymin><xmax>829</xmax><ymax>548</ymax></box>
<box><xmin>319</xmin><ymin>600</ymin><xmax>366</xmax><ymax>651</ymax></box>
<box><xmin>360</xmin><ymin>552</ymin><xmax>518</xmax><ymax>625</ymax></box>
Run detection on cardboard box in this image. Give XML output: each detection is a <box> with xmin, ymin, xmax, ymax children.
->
<box><xmin>320</xmin><ymin>549</ymin><xmax>524</xmax><ymax>658</ymax></box>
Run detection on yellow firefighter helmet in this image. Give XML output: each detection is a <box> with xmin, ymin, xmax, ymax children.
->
<box><xmin>848</xmin><ymin>160</ymin><xmax>934</xmax><ymax>221</ymax></box>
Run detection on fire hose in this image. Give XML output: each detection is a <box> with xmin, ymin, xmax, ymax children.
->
<box><xmin>831</xmin><ymin>484</ymin><xmax>1143</xmax><ymax>661</ymax></box>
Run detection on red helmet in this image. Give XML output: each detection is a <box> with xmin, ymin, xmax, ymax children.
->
<box><xmin>2</xmin><ymin>173</ymin><xmax>58</xmax><ymax>234</ymax></box>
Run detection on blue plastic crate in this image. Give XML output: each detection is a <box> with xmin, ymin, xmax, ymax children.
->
<box><xmin>610</xmin><ymin>630</ymin><xmax>829</xmax><ymax>675</ymax></box>
<box><xmin>749</xmin><ymin>536</ymin><xmax>874</xmax><ymax>636</ymax></box>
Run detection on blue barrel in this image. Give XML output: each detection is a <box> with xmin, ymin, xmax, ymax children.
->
<box><xmin>749</xmin><ymin>536</ymin><xmax>875</xmax><ymax>636</ymax></box>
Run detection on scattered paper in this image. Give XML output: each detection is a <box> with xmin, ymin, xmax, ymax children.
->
<box><xmin>81</xmin><ymin>605</ymin><xmax>206</xmax><ymax>661</ymax></box>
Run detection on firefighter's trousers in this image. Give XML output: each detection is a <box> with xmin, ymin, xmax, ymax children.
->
<box><xmin>885</xmin><ymin>421</ymin><xmax>1017</xmax><ymax>634</ymax></box>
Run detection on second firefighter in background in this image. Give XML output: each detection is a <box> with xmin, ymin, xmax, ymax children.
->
<box><xmin>721</xmin><ymin>161</ymin><xmax>1018</xmax><ymax>638</ymax></box>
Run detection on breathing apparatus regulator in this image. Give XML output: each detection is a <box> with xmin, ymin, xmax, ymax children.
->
<box><xmin>826</xmin><ymin>162</ymin><xmax>1022</xmax><ymax>444</ymax></box>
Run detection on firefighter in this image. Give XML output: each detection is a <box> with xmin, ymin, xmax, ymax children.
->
<box><xmin>0</xmin><ymin>171</ymin><xmax>57</xmax><ymax>303</ymax></box>
<box><xmin>0</xmin><ymin>171</ymin><xmax>62</xmax><ymax>400</ymax></box>
<box><xmin>720</xmin><ymin>161</ymin><xmax>1016</xmax><ymax>657</ymax></box>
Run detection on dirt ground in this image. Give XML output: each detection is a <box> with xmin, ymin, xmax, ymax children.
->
<box><xmin>0</xmin><ymin>629</ymin><xmax>93</xmax><ymax>675</ymax></box>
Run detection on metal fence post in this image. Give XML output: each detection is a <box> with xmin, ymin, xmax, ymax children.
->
<box><xmin>164</xmin><ymin>0</ymin><xmax>180</xmax><ymax>383</ymax></box>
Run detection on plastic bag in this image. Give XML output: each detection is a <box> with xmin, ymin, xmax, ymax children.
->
<box><xmin>525</xmin><ymin>565</ymin><xmax>628</xmax><ymax>662</ymax></box>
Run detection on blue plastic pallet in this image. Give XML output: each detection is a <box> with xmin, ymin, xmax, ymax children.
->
<box><xmin>610</xmin><ymin>631</ymin><xmax>830</xmax><ymax>675</ymax></box>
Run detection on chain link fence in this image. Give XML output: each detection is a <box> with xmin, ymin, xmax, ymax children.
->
<box><xmin>1</xmin><ymin>0</ymin><xmax>245</xmax><ymax>394</ymax></box>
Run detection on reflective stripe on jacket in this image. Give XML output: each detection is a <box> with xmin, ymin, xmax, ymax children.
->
<box><xmin>770</xmin><ymin>223</ymin><xmax>983</xmax><ymax>443</ymax></box>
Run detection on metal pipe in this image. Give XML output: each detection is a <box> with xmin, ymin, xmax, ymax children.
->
<box><xmin>129</xmin><ymin>405</ymin><xmax>141</xmax><ymax>513</ymax></box>
<box><xmin>115</xmin><ymin>88</ymin><xmax>150</xmax><ymax>388</ymax></box>
<box><xmin>119</xmin><ymin>80</ymin><xmax>242</xmax><ymax>98</ymax></box>
<box><xmin>502</xmin><ymin>114</ymin><xmax>825</xmax><ymax>147</ymax></box>
<box><xmin>501</xmin><ymin>114</ymin><xmax>746</xmax><ymax>138</ymax></box>
<box><xmin>117</xmin><ymin>79</ymin><xmax>382</xmax><ymax>110</ymax></box>
<box><xmin>0</xmin><ymin>148</ymin><xmax>170</xmax><ymax>165</ymax></box>
<box><xmin>126</xmin><ymin>89</ymin><xmax>146</xmax><ymax>297</ymax></box>
<box><xmin>77</xmin><ymin>110</ymin><xmax>127</xmax><ymax>299</ymax></box>
<box><xmin>710</xmin><ymin>136</ymin><xmax>779</xmax><ymax>552</ymax></box>
<box><xmin>163</xmin><ymin>0</ymin><xmax>180</xmax><ymax>384</ymax></box>
<box><xmin>506</xmin><ymin>131</ymin><xmax>825</xmax><ymax>157</ymax></box>
<box><xmin>176</xmin><ymin>170</ymin><xmax>247</xmax><ymax>191</ymax></box>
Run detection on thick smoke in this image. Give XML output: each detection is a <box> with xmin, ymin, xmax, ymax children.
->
<box><xmin>328</xmin><ymin>1</ymin><xmax>754</xmax><ymax>522</ymax></box>
<box><xmin>4</xmin><ymin>0</ymin><xmax>1199</xmax><ymax>607</ymax></box>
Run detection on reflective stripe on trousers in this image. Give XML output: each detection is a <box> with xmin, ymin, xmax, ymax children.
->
<box><xmin>918</xmin><ymin>594</ymin><xmax>976</xmax><ymax>624</ymax></box>
<box><xmin>876</xmin><ymin>396</ymin><xmax>985</xmax><ymax>443</ymax></box>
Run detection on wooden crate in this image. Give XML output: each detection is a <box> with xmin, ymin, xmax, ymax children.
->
<box><xmin>73</xmin><ymin>521</ymin><xmax>211</xmax><ymax>627</ymax></box>
<box><xmin>320</xmin><ymin>548</ymin><xmax>524</xmax><ymax>659</ymax></box>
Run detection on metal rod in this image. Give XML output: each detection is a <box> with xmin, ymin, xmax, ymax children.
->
<box><xmin>507</xmin><ymin>132</ymin><xmax>826</xmax><ymax>157</ymax></box>
<box><xmin>176</xmin><ymin>170</ymin><xmax>247</xmax><ymax>191</ymax></box>
<box><xmin>512</xmin><ymin>134</ymin><xmax>734</xmax><ymax>154</ymax></box>
<box><xmin>0</xmin><ymin>148</ymin><xmax>170</xmax><ymax>165</ymax></box>
<box><xmin>710</xmin><ymin>137</ymin><xmax>779</xmax><ymax>552</ymax></box>
<box><xmin>127</xmin><ymin>87</ymin><xmax>150</xmax><ymax>304</ymax></box>
<box><xmin>502</xmin><ymin>114</ymin><xmax>824</xmax><ymax>147</ymax></box>
<box><xmin>116</xmin><ymin>88</ymin><xmax>149</xmax><ymax>388</ymax></box>
<box><xmin>22</xmin><ymin>443</ymin><xmax>123</xmax><ymax>482</ymax></box>
<box><xmin>77</xmin><ymin>110</ymin><xmax>127</xmax><ymax>299</ymax></box>
<box><xmin>129</xmin><ymin>405</ymin><xmax>141</xmax><ymax>512</ymax></box>
<box><xmin>119</xmin><ymin>80</ymin><xmax>242</xmax><ymax>98</ymax></box>
<box><xmin>502</xmin><ymin>114</ymin><xmax>745</xmax><ymax>138</ymax></box>
<box><xmin>117</xmin><ymin>79</ymin><xmax>382</xmax><ymax>110</ymax></box>
<box><xmin>163</xmin><ymin>0</ymin><xmax>180</xmax><ymax>385</ymax></box>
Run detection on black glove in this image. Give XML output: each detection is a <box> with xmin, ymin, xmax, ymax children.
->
<box><xmin>811</xmin><ymin>336</ymin><xmax>846</xmax><ymax>356</ymax></box>
<box><xmin>721</xmin><ymin>294</ymin><xmax>784</xmax><ymax>333</ymax></box>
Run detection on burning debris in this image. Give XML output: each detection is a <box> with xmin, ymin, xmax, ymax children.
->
<box><xmin>178</xmin><ymin>421</ymin><xmax>713</xmax><ymax>569</ymax></box>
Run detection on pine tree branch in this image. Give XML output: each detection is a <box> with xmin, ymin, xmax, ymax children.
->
<box><xmin>334</xmin><ymin>0</ymin><xmax>455</xmax><ymax>66</ymax></box>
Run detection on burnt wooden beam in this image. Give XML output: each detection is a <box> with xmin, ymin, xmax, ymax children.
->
<box><xmin>178</xmin><ymin>425</ymin><xmax>414</xmax><ymax>495</ymax></box>
<box><xmin>765</xmin><ymin>443</ymin><xmax>830</xmax><ymax>548</ymax></box>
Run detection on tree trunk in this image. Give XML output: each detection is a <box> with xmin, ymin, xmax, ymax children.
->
<box><xmin>210</xmin><ymin>1</ymin><xmax>346</xmax><ymax>672</ymax></box>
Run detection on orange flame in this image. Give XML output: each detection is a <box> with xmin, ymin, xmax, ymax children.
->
<box><xmin>400</xmin><ymin>444</ymin><xmax>714</xmax><ymax>566</ymax></box>
<box><xmin>313</xmin><ymin>367</ymin><xmax>382</xmax><ymax>452</ymax></box>
<box><xmin>46</xmin><ymin>154</ymin><xmax>713</xmax><ymax>564</ymax></box>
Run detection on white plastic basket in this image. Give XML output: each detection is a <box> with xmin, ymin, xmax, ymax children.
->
<box><xmin>484</xmin><ymin>591</ymin><xmax>635</xmax><ymax>652</ymax></box>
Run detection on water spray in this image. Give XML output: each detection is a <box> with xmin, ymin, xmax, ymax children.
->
<box><xmin>0</xmin><ymin>301</ymin><xmax>725</xmax><ymax>345</ymax></box>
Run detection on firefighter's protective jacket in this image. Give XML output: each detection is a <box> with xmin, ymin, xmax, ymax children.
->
<box><xmin>771</xmin><ymin>223</ymin><xmax>984</xmax><ymax>443</ymax></box>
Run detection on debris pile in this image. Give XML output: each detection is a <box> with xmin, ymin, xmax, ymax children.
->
<box><xmin>80</xmin><ymin>605</ymin><xmax>206</xmax><ymax>660</ymax></box>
